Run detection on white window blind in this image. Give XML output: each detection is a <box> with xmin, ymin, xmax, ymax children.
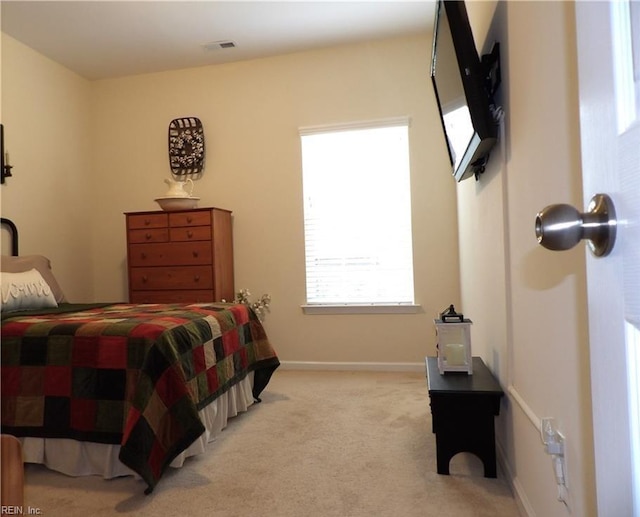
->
<box><xmin>300</xmin><ymin>119</ymin><xmax>415</xmax><ymax>306</ymax></box>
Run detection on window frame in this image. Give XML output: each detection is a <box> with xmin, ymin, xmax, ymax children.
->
<box><xmin>298</xmin><ymin>117</ymin><xmax>421</xmax><ymax>315</ymax></box>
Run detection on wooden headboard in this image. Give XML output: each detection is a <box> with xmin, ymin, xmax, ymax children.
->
<box><xmin>1</xmin><ymin>217</ymin><xmax>19</xmax><ymax>256</ymax></box>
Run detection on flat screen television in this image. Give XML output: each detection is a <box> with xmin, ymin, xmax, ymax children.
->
<box><xmin>431</xmin><ymin>0</ymin><xmax>501</xmax><ymax>182</ymax></box>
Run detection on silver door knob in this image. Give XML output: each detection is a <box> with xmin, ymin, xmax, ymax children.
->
<box><xmin>535</xmin><ymin>193</ymin><xmax>617</xmax><ymax>257</ymax></box>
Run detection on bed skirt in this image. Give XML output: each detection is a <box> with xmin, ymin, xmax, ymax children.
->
<box><xmin>20</xmin><ymin>372</ymin><xmax>255</xmax><ymax>479</ymax></box>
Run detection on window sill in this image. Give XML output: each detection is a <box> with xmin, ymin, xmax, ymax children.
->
<box><xmin>301</xmin><ymin>304</ymin><xmax>422</xmax><ymax>315</ymax></box>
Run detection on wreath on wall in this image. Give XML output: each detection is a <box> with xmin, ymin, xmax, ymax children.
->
<box><xmin>168</xmin><ymin>117</ymin><xmax>205</xmax><ymax>176</ymax></box>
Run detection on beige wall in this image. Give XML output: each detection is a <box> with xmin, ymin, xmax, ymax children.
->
<box><xmin>459</xmin><ymin>2</ymin><xmax>595</xmax><ymax>516</ymax></box>
<box><xmin>2</xmin><ymin>33</ymin><xmax>461</xmax><ymax>365</ymax></box>
<box><xmin>89</xmin><ymin>34</ymin><xmax>460</xmax><ymax>365</ymax></box>
<box><xmin>1</xmin><ymin>34</ymin><xmax>94</xmax><ymax>301</ymax></box>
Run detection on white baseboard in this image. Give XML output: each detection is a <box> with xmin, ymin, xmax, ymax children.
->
<box><xmin>278</xmin><ymin>360</ymin><xmax>424</xmax><ymax>372</ymax></box>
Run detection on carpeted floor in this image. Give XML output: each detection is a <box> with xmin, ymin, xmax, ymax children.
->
<box><xmin>22</xmin><ymin>370</ymin><xmax>520</xmax><ymax>516</ymax></box>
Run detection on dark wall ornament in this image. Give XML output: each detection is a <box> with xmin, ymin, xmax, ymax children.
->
<box><xmin>1</xmin><ymin>124</ymin><xmax>14</xmax><ymax>185</ymax></box>
<box><xmin>168</xmin><ymin>117</ymin><xmax>205</xmax><ymax>177</ymax></box>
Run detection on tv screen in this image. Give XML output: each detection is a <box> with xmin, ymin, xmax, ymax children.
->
<box><xmin>431</xmin><ymin>0</ymin><xmax>500</xmax><ymax>182</ymax></box>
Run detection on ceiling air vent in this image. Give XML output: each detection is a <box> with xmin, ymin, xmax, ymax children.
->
<box><xmin>202</xmin><ymin>40</ymin><xmax>237</xmax><ymax>51</ymax></box>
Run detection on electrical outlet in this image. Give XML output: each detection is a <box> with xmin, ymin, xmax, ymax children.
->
<box><xmin>541</xmin><ymin>417</ymin><xmax>564</xmax><ymax>455</ymax></box>
<box><xmin>541</xmin><ymin>417</ymin><xmax>557</xmax><ymax>445</ymax></box>
<box><xmin>546</xmin><ymin>433</ymin><xmax>564</xmax><ymax>456</ymax></box>
<box><xmin>540</xmin><ymin>416</ymin><xmax>568</xmax><ymax>504</ymax></box>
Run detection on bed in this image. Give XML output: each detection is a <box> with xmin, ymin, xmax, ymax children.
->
<box><xmin>0</xmin><ymin>218</ymin><xmax>279</xmax><ymax>493</ymax></box>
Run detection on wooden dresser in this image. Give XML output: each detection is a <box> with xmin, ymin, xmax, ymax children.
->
<box><xmin>125</xmin><ymin>207</ymin><xmax>234</xmax><ymax>303</ymax></box>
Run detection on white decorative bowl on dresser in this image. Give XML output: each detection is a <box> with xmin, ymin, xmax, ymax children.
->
<box><xmin>154</xmin><ymin>196</ymin><xmax>200</xmax><ymax>211</ymax></box>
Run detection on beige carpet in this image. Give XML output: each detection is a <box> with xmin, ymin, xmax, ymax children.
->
<box><xmin>22</xmin><ymin>370</ymin><xmax>520</xmax><ymax>516</ymax></box>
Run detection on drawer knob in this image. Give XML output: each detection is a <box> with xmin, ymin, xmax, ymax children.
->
<box><xmin>187</xmin><ymin>216</ymin><xmax>193</xmax><ymax>223</ymax></box>
<box><xmin>192</xmin><ymin>251</ymin><xmax>199</xmax><ymax>258</ymax></box>
<box><xmin>144</xmin><ymin>219</ymin><xmax>151</xmax><ymax>226</ymax></box>
<box><xmin>187</xmin><ymin>230</ymin><xmax>193</xmax><ymax>239</ymax></box>
<box><xmin>142</xmin><ymin>275</ymin><xmax>148</xmax><ymax>283</ymax></box>
<box><xmin>145</xmin><ymin>233</ymin><xmax>152</xmax><ymax>240</ymax></box>
<box><xmin>140</xmin><ymin>252</ymin><xmax>147</xmax><ymax>259</ymax></box>
<box><xmin>194</xmin><ymin>275</ymin><xmax>200</xmax><ymax>282</ymax></box>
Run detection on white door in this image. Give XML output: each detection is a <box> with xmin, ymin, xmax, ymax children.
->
<box><xmin>575</xmin><ymin>1</ymin><xmax>640</xmax><ymax>515</ymax></box>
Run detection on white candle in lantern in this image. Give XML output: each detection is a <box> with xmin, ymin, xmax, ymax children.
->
<box><xmin>445</xmin><ymin>343</ymin><xmax>466</xmax><ymax>366</ymax></box>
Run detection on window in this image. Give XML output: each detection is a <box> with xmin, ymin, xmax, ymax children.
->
<box><xmin>299</xmin><ymin>118</ymin><xmax>416</xmax><ymax>313</ymax></box>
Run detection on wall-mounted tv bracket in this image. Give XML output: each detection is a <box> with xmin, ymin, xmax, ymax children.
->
<box><xmin>482</xmin><ymin>42</ymin><xmax>501</xmax><ymax>100</ymax></box>
<box><xmin>473</xmin><ymin>42</ymin><xmax>502</xmax><ymax>181</ymax></box>
<box><xmin>1</xmin><ymin>124</ymin><xmax>14</xmax><ymax>184</ymax></box>
<box><xmin>471</xmin><ymin>156</ymin><xmax>489</xmax><ymax>181</ymax></box>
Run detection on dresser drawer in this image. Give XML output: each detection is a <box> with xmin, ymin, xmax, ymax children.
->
<box><xmin>130</xmin><ymin>290</ymin><xmax>216</xmax><ymax>304</ymax></box>
<box><xmin>128</xmin><ymin>242</ymin><xmax>212</xmax><ymax>267</ymax></box>
<box><xmin>128</xmin><ymin>213</ymin><xmax>169</xmax><ymax>230</ymax></box>
<box><xmin>169</xmin><ymin>226</ymin><xmax>212</xmax><ymax>242</ymax></box>
<box><xmin>129</xmin><ymin>266</ymin><xmax>213</xmax><ymax>290</ymax></box>
<box><xmin>128</xmin><ymin>228</ymin><xmax>169</xmax><ymax>244</ymax></box>
<box><xmin>169</xmin><ymin>211</ymin><xmax>211</xmax><ymax>227</ymax></box>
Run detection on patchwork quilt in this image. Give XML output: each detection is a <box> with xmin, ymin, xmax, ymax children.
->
<box><xmin>1</xmin><ymin>302</ymin><xmax>279</xmax><ymax>493</ymax></box>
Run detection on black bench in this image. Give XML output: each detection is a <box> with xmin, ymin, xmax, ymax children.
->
<box><xmin>425</xmin><ymin>356</ymin><xmax>504</xmax><ymax>477</ymax></box>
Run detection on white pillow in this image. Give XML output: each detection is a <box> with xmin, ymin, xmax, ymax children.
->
<box><xmin>1</xmin><ymin>268</ymin><xmax>58</xmax><ymax>312</ymax></box>
<box><xmin>0</xmin><ymin>255</ymin><xmax>67</xmax><ymax>303</ymax></box>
